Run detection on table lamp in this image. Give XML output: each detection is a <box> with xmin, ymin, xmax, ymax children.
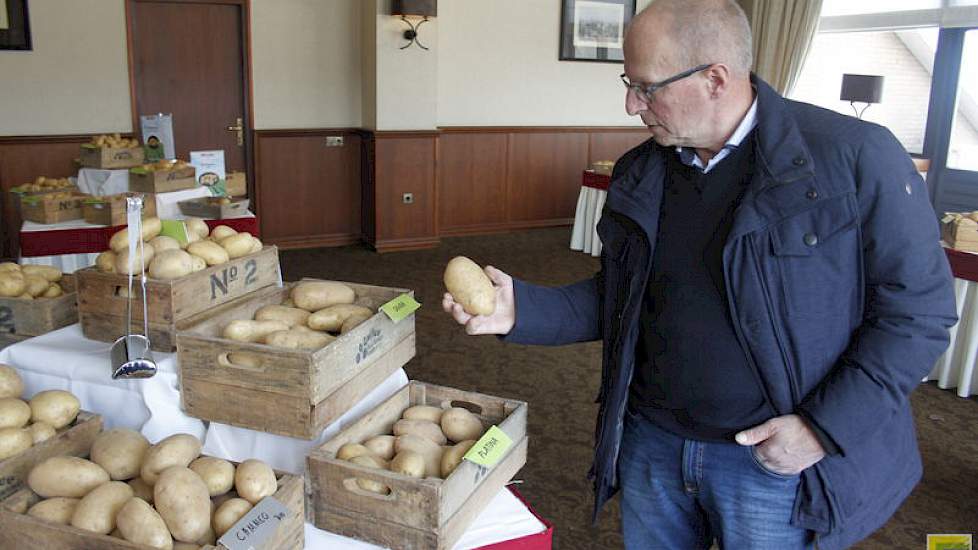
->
<box><xmin>840</xmin><ymin>74</ymin><xmax>884</xmax><ymax>119</ymax></box>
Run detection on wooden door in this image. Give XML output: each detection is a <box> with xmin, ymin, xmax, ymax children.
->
<box><xmin>127</xmin><ymin>0</ymin><xmax>251</xmax><ymax>176</ymax></box>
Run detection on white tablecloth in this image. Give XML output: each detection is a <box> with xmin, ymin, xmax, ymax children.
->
<box><xmin>570</xmin><ymin>186</ymin><xmax>606</xmax><ymax>257</ymax></box>
<box><xmin>19</xmin><ymin>252</ymin><xmax>100</xmax><ymax>273</ymax></box>
<box><xmin>927</xmin><ymin>277</ymin><xmax>978</xmax><ymax>397</ymax></box>
<box><xmin>76</xmin><ymin>168</ymin><xmax>131</xmax><ymax>196</ymax></box>
<box><xmin>0</xmin><ymin>326</ymin><xmax>547</xmax><ymax>549</ymax></box>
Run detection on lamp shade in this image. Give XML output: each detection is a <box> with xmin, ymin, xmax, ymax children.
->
<box><xmin>840</xmin><ymin>74</ymin><xmax>884</xmax><ymax>104</ymax></box>
<box><xmin>392</xmin><ymin>0</ymin><xmax>437</xmax><ymax>17</ymax></box>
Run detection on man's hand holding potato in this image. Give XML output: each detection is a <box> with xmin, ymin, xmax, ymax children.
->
<box><xmin>442</xmin><ymin>258</ymin><xmax>516</xmax><ymax>336</ymax></box>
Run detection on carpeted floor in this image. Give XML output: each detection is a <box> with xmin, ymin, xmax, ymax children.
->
<box><xmin>280</xmin><ymin>227</ymin><xmax>978</xmax><ymax>549</ymax></box>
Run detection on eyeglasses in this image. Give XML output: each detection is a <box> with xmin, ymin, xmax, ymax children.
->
<box><xmin>620</xmin><ymin>63</ymin><xmax>713</xmax><ymax>103</ymax></box>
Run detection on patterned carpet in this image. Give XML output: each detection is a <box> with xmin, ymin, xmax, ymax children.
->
<box><xmin>280</xmin><ymin>227</ymin><xmax>978</xmax><ymax>550</ymax></box>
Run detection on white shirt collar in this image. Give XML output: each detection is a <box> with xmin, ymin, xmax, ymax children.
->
<box><xmin>676</xmin><ymin>96</ymin><xmax>758</xmax><ymax>174</ymax></box>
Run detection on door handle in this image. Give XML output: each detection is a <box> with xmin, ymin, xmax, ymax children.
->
<box><xmin>225</xmin><ymin>117</ymin><xmax>244</xmax><ymax>146</ymax></box>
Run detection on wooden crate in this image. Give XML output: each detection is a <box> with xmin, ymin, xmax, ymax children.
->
<box><xmin>0</xmin><ymin>459</ymin><xmax>304</xmax><ymax>550</ymax></box>
<box><xmin>83</xmin><ymin>193</ymin><xmax>157</xmax><ymax>226</ymax></box>
<box><xmin>0</xmin><ymin>332</ymin><xmax>29</xmax><ymax>351</ymax></box>
<box><xmin>178</xmin><ymin>196</ymin><xmax>251</xmax><ymax>219</ymax></box>
<box><xmin>0</xmin><ymin>274</ymin><xmax>77</xmax><ymax>338</ymax></box>
<box><xmin>20</xmin><ymin>193</ymin><xmax>86</xmax><ymax>224</ymax></box>
<box><xmin>226</xmin><ymin>171</ymin><xmax>247</xmax><ymax>197</ymax></box>
<box><xmin>307</xmin><ymin>381</ymin><xmax>529</xmax><ymax>550</ymax></box>
<box><xmin>129</xmin><ymin>165</ymin><xmax>196</xmax><ymax>193</ymax></box>
<box><xmin>0</xmin><ymin>411</ymin><xmax>102</xmax><ymax>501</ymax></box>
<box><xmin>76</xmin><ymin>246</ymin><xmax>281</xmax><ymax>352</ymax></box>
<box><xmin>941</xmin><ymin>216</ymin><xmax>978</xmax><ymax>252</ymax></box>
<box><xmin>176</xmin><ymin>279</ymin><xmax>416</xmax><ymax>439</ymax></box>
<box><xmin>79</xmin><ymin>145</ymin><xmax>145</xmax><ymax>169</ymax></box>
<box><xmin>10</xmin><ymin>185</ymin><xmax>79</xmax><ymax>214</ymax></box>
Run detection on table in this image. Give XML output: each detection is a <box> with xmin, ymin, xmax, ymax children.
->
<box><xmin>0</xmin><ymin>325</ymin><xmax>552</xmax><ymax>549</ymax></box>
<box><xmin>18</xmin><ymin>214</ymin><xmax>259</xmax><ymax>272</ymax></box>
<box><xmin>926</xmin><ymin>246</ymin><xmax>978</xmax><ymax>397</ymax></box>
<box><xmin>570</xmin><ymin>171</ymin><xmax>610</xmax><ymax>257</ymax></box>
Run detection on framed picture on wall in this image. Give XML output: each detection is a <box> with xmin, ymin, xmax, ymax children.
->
<box><xmin>0</xmin><ymin>0</ymin><xmax>32</xmax><ymax>51</ymax></box>
<box><xmin>559</xmin><ymin>0</ymin><xmax>636</xmax><ymax>63</ymax></box>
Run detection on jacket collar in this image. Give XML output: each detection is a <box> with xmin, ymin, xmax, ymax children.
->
<box><xmin>751</xmin><ymin>75</ymin><xmax>815</xmax><ymax>185</ymax></box>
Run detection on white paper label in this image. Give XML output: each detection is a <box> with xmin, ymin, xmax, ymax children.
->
<box><xmin>217</xmin><ymin>496</ymin><xmax>290</xmax><ymax>550</ymax></box>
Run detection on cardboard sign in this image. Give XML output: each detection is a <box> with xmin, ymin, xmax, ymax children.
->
<box><xmin>381</xmin><ymin>294</ymin><xmax>421</xmax><ymax>323</ymax></box>
<box><xmin>217</xmin><ymin>496</ymin><xmax>290</xmax><ymax>550</ymax></box>
<box><xmin>159</xmin><ymin>220</ymin><xmax>190</xmax><ymax>245</ymax></box>
<box><xmin>140</xmin><ymin>113</ymin><xmax>175</xmax><ymax>161</ymax></box>
<box><xmin>463</xmin><ymin>425</ymin><xmax>513</xmax><ymax>468</ymax></box>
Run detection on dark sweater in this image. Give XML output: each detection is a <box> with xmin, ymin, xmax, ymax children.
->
<box><xmin>628</xmin><ymin>132</ymin><xmax>772</xmax><ymax>442</ymax></box>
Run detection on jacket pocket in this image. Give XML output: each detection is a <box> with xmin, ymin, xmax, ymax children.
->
<box><xmin>768</xmin><ymin>194</ymin><xmax>860</xmax><ymax>318</ymax></box>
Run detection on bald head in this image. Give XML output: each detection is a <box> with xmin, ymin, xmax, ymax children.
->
<box><xmin>626</xmin><ymin>0</ymin><xmax>753</xmax><ymax>78</ymax></box>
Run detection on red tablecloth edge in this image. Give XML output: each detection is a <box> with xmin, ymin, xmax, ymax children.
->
<box><xmin>474</xmin><ymin>486</ymin><xmax>554</xmax><ymax>550</ymax></box>
<box><xmin>19</xmin><ymin>217</ymin><xmax>260</xmax><ymax>257</ymax></box>
<box><xmin>582</xmin><ymin>171</ymin><xmax>611</xmax><ymax>191</ymax></box>
<box><xmin>944</xmin><ymin>246</ymin><xmax>978</xmax><ymax>283</ymax></box>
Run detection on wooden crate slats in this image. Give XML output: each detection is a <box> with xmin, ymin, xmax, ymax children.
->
<box><xmin>0</xmin><ymin>274</ymin><xmax>78</xmax><ymax>337</ymax></box>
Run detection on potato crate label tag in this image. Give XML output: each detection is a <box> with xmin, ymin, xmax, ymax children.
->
<box><xmin>381</xmin><ymin>294</ymin><xmax>420</xmax><ymax>323</ymax></box>
<box><xmin>159</xmin><ymin>220</ymin><xmax>190</xmax><ymax>245</ymax></box>
<box><xmin>217</xmin><ymin>496</ymin><xmax>290</xmax><ymax>550</ymax></box>
<box><xmin>463</xmin><ymin>425</ymin><xmax>512</xmax><ymax>469</ymax></box>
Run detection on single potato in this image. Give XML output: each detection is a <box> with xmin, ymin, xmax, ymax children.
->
<box><xmin>149</xmin><ymin>235</ymin><xmax>181</xmax><ymax>254</ymax></box>
<box><xmin>209</xmin><ymin>225</ymin><xmax>237</xmax><ymax>241</ymax></box>
<box><xmin>27</xmin><ymin>497</ymin><xmax>79</xmax><ymax>525</ymax></box>
<box><xmin>341</xmin><ymin>311</ymin><xmax>373</xmax><ymax>334</ymax></box>
<box><xmin>263</xmin><ymin>327</ymin><xmax>335</xmax><ymax>350</ymax></box>
<box><xmin>29</xmin><ymin>390</ymin><xmax>80</xmax><ymax>429</ymax></box>
<box><xmin>70</xmin><ymin>480</ymin><xmax>134</xmax><ymax>534</ymax></box>
<box><xmin>148</xmin><ymin>249</ymin><xmax>195</xmax><ymax>280</ymax></box>
<box><xmin>28</xmin><ymin>421</ymin><xmax>56</xmax><ymax>444</ymax></box>
<box><xmin>349</xmin><ymin>455</ymin><xmax>390</xmax><ymax>495</ymax></box>
<box><xmin>116</xmin><ymin>497</ymin><xmax>173</xmax><ymax>549</ymax></box>
<box><xmin>28</xmin><ymin>456</ymin><xmax>110</xmax><ymax>498</ymax></box>
<box><xmin>363</xmin><ymin>435</ymin><xmax>396</xmax><ymax>461</ymax></box>
<box><xmin>291</xmin><ymin>281</ymin><xmax>355</xmax><ymax>311</ymax></box>
<box><xmin>96</xmin><ymin>250</ymin><xmax>117</xmax><ymax>273</ymax></box>
<box><xmin>393</xmin><ymin>419</ymin><xmax>447</xmax><ymax>446</ymax></box>
<box><xmin>219</xmin><ymin>233</ymin><xmax>254</xmax><ymax>259</ymax></box>
<box><xmin>0</xmin><ymin>364</ymin><xmax>24</xmax><ymax>399</ymax></box>
<box><xmin>140</xmin><ymin>433</ymin><xmax>202</xmax><ymax>486</ymax></box>
<box><xmin>0</xmin><ymin>397</ymin><xmax>31</xmax><ymax>428</ymax></box>
<box><xmin>22</xmin><ymin>265</ymin><xmax>62</xmax><ymax>283</ymax></box>
<box><xmin>185</xmin><ymin>218</ymin><xmax>210</xmax><ymax>239</ymax></box>
<box><xmin>189</xmin><ymin>456</ymin><xmax>235</xmax><ymax>497</ymax></box>
<box><xmin>91</xmin><ymin>428</ymin><xmax>151</xmax><ymax>481</ymax></box>
<box><xmin>307</xmin><ymin>304</ymin><xmax>373</xmax><ymax>332</ymax></box>
<box><xmin>402</xmin><ymin>405</ymin><xmax>444</xmax><ymax>424</ymax></box>
<box><xmin>444</xmin><ymin>256</ymin><xmax>496</xmax><ymax>316</ymax></box>
<box><xmin>0</xmin><ymin>271</ymin><xmax>26</xmax><ymax>297</ymax></box>
<box><xmin>441</xmin><ymin>440</ymin><xmax>477</xmax><ymax>478</ymax></box>
<box><xmin>391</xmin><ymin>451</ymin><xmax>426</xmax><ymax>479</ymax></box>
<box><xmin>42</xmin><ymin>283</ymin><xmax>63</xmax><ymax>298</ymax></box>
<box><xmin>0</xmin><ymin>427</ymin><xmax>32</xmax><ymax>459</ymax></box>
<box><xmin>154</xmin><ymin>467</ymin><xmax>212</xmax><ymax>543</ymax></box>
<box><xmin>186</xmin><ymin>240</ymin><xmax>229</xmax><ymax>266</ymax></box>
<box><xmin>212</xmin><ymin>498</ymin><xmax>252</xmax><ymax>537</ymax></box>
<box><xmin>222</xmin><ymin>319</ymin><xmax>289</xmax><ymax>343</ymax></box>
<box><xmin>394</xmin><ymin>434</ymin><xmax>443</xmax><ymax>478</ymax></box>
<box><xmin>114</xmin><ymin>245</ymin><xmax>156</xmax><ymax>275</ymax></box>
<box><xmin>254</xmin><ymin>304</ymin><xmax>310</xmax><ymax>327</ymax></box>
<box><xmin>441</xmin><ymin>407</ymin><xmax>484</xmax><ymax>443</ymax></box>
<box><xmin>24</xmin><ymin>274</ymin><xmax>50</xmax><ymax>297</ymax></box>
<box><xmin>234</xmin><ymin>459</ymin><xmax>277</xmax><ymax>505</ymax></box>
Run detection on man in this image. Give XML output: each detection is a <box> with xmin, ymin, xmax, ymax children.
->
<box><xmin>443</xmin><ymin>0</ymin><xmax>957</xmax><ymax>548</ymax></box>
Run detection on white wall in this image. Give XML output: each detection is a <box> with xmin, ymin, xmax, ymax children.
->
<box><xmin>251</xmin><ymin>0</ymin><xmax>362</xmax><ymax>129</ymax></box>
<box><xmin>436</xmin><ymin>0</ymin><xmax>650</xmax><ymax>127</ymax></box>
<box><xmin>372</xmin><ymin>1</ymin><xmax>439</xmax><ymax>130</ymax></box>
<box><xmin>0</xmin><ymin>0</ymin><xmax>132</xmax><ymax>135</ymax></box>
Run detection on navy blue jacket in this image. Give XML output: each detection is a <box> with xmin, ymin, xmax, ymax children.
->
<box><xmin>504</xmin><ymin>77</ymin><xmax>956</xmax><ymax>548</ymax></box>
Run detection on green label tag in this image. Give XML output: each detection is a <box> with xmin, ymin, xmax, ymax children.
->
<box><xmin>130</xmin><ymin>166</ymin><xmax>149</xmax><ymax>175</ymax></box>
<box><xmin>463</xmin><ymin>425</ymin><xmax>512</xmax><ymax>468</ymax></box>
<box><xmin>160</xmin><ymin>220</ymin><xmax>190</xmax><ymax>245</ymax></box>
<box><xmin>81</xmin><ymin>143</ymin><xmax>97</xmax><ymax>149</ymax></box>
<box><xmin>380</xmin><ymin>294</ymin><xmax>420</xmax><ymax>323</ymax></box>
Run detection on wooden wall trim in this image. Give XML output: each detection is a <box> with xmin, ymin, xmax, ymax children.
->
<box><xmin>0</xmin><ymin>134</ymin><xmax>124</xmax><ymax>144</ymax></box>
<box><xmin>255</xmin><ymin>128</ymin><xmax>363</xmax><ymax>138</ymax></box>
<box><xmin>372</xmin><ymin>130</ymin><xmax>441</xmax><ymax>139</ymax></box>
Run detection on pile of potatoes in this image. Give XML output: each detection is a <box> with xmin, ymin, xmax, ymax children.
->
<box><xmin>0</xmin><ymin>263</ymin><xmax>66</xmax><ymax>300</ymax></box>
<box><xmin>222</xmin><ymin>280</ymin><xmax>374</xmax><ymax>352</ymax></box>
<box><xmin>24</xmin><ymin>430</ymin><xmax>279</xmax><ymax>550</ymax></box>
<box><xmin>89</xmin><ymin>133</ymin><xmax>140</xmax><ymax>149</ymax></box>
<box><xmin>336</xmin><ymin>404</ymin><xmax>485</xmax><ymax>493</ymax></box>
<box><xmin>134</xmin><ymin>159</ymin><xmax>192</xmax><ymax>173</ymax></box>
<box><xmin>0</xmin><ymin>364</ymin><xmax>81</xmax><ymax>460</ymax></box>
<box><xmin>95</xmin><ymin>218</ymin><xmax>262</xmax><ymax>280</ymax></box>
<box><xmin>11</xmin><ymin>176</ymin><xmax>74</xmax><ymax>194</ymax></box>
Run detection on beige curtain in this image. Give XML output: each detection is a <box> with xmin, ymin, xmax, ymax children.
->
<box><xmin>750</xmin><ymin>0</ymin><xmax>823</xmax><ymax>95</ymax></box>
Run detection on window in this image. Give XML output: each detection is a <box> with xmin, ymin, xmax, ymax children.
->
<box><xmin>790</xmin><ymin>28</ymin><xmax>938</xmax><ymax>154</ymax></box>
<box><xmin>947</xmin><ymin>29</ymin><xmax>978</xmax><ymax>170</ymax></box>
<box><xmin>821</xmin><ymin>0</ymin><xmax>941</xmax><ymax>17</ymax></box>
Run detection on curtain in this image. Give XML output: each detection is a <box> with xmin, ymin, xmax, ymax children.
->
<box><xmin>750</xmin><ymin>0</ymin><xmax>823</xmax><ymax>96</ymax></box>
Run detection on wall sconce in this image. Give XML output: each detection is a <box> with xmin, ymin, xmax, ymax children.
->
<box><xmin>391</xmin><ymin>0</ymin><xmax>437</xmax><ymax>50</ymax></box>
<box><xmin>840</xmin><ymin>74</ymin><xmax>884</xmax><ymax>119</ymax></box>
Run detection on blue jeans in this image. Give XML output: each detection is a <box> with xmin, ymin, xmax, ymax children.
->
<box><xmin>619</xmin><ymin>408</ymin><xmax>814</xmax><ymax>549</ymax></box>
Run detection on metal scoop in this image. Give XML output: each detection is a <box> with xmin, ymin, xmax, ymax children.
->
<box><xmin>110</xmin><ymin>196</ymin><xmax>158</xmax><ymax>379</ymax></box>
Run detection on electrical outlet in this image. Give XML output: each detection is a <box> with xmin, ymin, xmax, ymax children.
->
<box><xmin>402</xmin><ymin>193</ymin><xmax>414</xmax><ymax>204</ymax></box>
<box><xmin>325</xmin><ymin>136</ymin><xmax>344</xmax><ymax>147</ymax></box>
